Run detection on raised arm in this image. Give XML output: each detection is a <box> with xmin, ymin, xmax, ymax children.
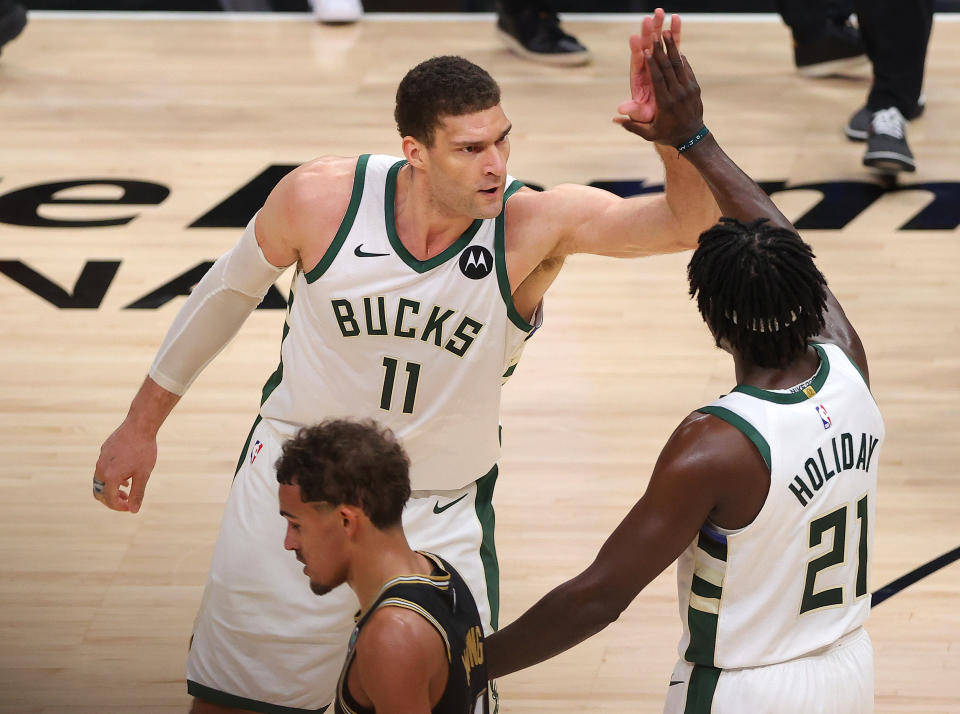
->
<box><xmin>92</xmin><ymin>157</ymin><xmax>356</xmax><ymax>513</ymax></box>
<box><xmin>485</xmin><ymin>412</ymin><xmax>765</xmax><ymax>679</ymax></box>
<box><xmin>624</xmin><ymin>33</ymin><xmax>868</xmax><ymax>382</ymax></box>
<box><xmin>525</xmin><ymin>12</ymin><xmax>719</xmax><ymax>262</ymax></box>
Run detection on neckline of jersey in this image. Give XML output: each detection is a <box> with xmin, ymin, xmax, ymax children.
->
<box><xmin>358</xmin><ymin>551</ymin><xmax>452</xmax><ymax>626</ymax></box>
<box><xmin>730</xmin><ymin>343</ymin><xmax>831</xmax><ymax>404</ymax></box>
<box><xmin>383</xmin><ymin>160</ymin><xmax>483</xmax><ymax>274</ymax></box>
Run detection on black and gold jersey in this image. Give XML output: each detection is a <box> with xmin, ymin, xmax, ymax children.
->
<box><xmin>335</xmin><ymin>551</ymin><xmax>488</xmax><ymax>714</ymax></box>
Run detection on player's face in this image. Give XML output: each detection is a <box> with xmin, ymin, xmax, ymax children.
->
<box><xmin>423</xmin><ymin>104</ymin><xmax>512</xmax><ymax>220</ymax></box>
<box><xmin>279</xmin><ymin>483</ymin><xmax>349</xmax><ymax>596</ymax></box>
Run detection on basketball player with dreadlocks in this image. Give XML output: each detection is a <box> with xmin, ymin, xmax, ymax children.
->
<box><xmin>484</xmin><ymin>34</ymin><xmax>883</xmax><ymax>714</ymax></box>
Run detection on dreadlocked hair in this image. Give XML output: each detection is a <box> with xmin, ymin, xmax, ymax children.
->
<box><xmin>687</xmin><ymin>217</ymin><xmax>828</xmax><ymax>369</ymax></box>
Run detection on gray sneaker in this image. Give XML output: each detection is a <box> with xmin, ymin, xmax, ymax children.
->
<box><xmin>845</xmin><ymin>95</ymin><xmax>925</xmax><ymax>141</ymax></box>
<box><xmin>863</xmin><ymin>107</ymin><xmax>915</xmax><ymax>173</ymax></box>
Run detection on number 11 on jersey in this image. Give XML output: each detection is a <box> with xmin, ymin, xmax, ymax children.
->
<box><xmin>381</xmin><ymin>357</ymin><xmax>421</xmax><ymax>414</ymax></box>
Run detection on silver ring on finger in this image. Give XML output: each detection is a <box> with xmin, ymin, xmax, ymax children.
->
<box><xmin>93</xmin><ymin>478</ymin><xmax>105</xmax><ymax>496</ymax></box>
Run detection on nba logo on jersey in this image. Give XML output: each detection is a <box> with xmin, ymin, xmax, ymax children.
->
<box><xmin>815</xmin><ymin>404</ymin><xmax>832</xmax><ymax>430</ymax></box>
<box><xmin>250</xmin><ymin>440</ymin><xmax>264</xmax><ymax>464</ymax></box>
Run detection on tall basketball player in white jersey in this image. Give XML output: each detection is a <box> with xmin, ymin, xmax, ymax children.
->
<box><xmin>89</xmin><ymin>10</ymin><xmax>761</xmax><ymax>714</ymax></box>
<box><xmin>486</xmin><ymin>35</ymin><xmax>882</xmax><ymax>714</ymax></box>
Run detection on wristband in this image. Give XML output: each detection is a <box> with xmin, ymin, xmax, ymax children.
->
<box><xmin>677</xmin><ymin>126</ymin><xmax>709</xmax><ymax>154</ymax></box>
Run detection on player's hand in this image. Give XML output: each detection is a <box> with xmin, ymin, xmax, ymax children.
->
<box><xmin>92</xmin><ymin>421</ymin><xmax>158</xmax><ymax>513</ymax></box>
<box><xmin>615</xmin><ymin>32</ymin><xmax>704</xmax><ymax>148</ymax></box>
<box><xmin>616</xmin><ymin>8</ymin><xmax>681</xmax><ymax>124</ymax></box>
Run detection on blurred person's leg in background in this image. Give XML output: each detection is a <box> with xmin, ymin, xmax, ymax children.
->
<box><xmin>853</xmin><ymin>0</ymin><xmax>933</xmax><ymax>173</ymax></box>
<box><xmin>775</xmin><ymin>0</ymin><xmax>866</xmax><ymax>77</ymax></box>
<box><xmin>495</xmin><ymin>0</ymin><xmax>590</xmax><ymax>66</ymax></box>
<box><xmin>0</xmin><ymin>0</ymin><xmax>27</xmax><ymax>57</ymax></box>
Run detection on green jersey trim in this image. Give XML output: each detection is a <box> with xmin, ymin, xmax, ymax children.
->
<box><xmin>494</xmin><ymin>180</ymin><xmax>533</xmax><ymax>332</ymax></box>
<box><xmin>233</xmin><ymin>415</ymin><xmax>262</xmax><ymax>478</ymax></box>
<box><xmin>698</xmin><ymin>406</ymin><xmax>772</xmax><ymax>470</ymax></box>
<box><xmin>731</xmin><ymin>344</ymin><xmax>831</xmax><ymax>403</ymax></box>
<box><xmin>817</xmin><ymin>340</ymin><xmax>869</xmax><ymax>387</ymax></box>
<box><xmin>682</xmin><ymin>665</ymin><xmax>721</xmax><ymax>714</ymax></box>
<box><xmin>383</xmin><ymin>160</ymin><xmax>483</xmax><ymax>273</ymax></box>
<box><xmin>305</xmin><ymin>154</ymin><xmax>370</xmax><ymax>284</ymax></box>
<box><xmin>683</xmin><ymin>532</ymin><xmax>727</xmax><ymax>666</ymax></box>
<box><xmin>475</xmin><ymin>464</ymin><xmax>500</xmax><ymax>630</ymax></box>
<box><xmin>245</xmin><ymin>272</ymin><xmax>297</xmax><ymax>481</ymax></box>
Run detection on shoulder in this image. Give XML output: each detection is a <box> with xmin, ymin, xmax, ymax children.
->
<box><xmin>504</xmin><ymin>183</ymin><xmax>614</xmax><ymax>227</ymax></box>
<box><xmin>657</xmin><ymin>410</ymin><xmax>767</xmax><ymax>479</ymax></box>
<box><xmin>257</xmin><ymin>155</ymin><xmax>361</xmax><ymax>253</ymax></box>
<box><xmin>349</xmin><ymin>604</ymin><xmax>449</xmax><ymax>706</ymax></box>
<box><xmin>356</xmin><ymin>604</ymin><xmax>450</xmax><ymax>666</ymax></box>
<box><xmin>502</xmin><ymin>184</ymin><xmax>605</xmax><ymax>268</ymax></box>
<box><xmin>272</xmin><ymin>155</ymin><xmax>360</xmax><ymax>221</ymax></box>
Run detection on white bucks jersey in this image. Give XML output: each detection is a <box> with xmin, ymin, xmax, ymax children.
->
<box><xmin>676</xmin><ymin>342</ymin><xmax>884</xmax><ymax>669</ymax></box>
<box><xmin>259</xmin><ymin>154</ymin><xmax>535</xmax><ymax>490</ymax></box>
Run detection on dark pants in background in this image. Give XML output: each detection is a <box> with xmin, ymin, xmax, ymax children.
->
<box><xmin>777</xmin><ymin>0</ymin><xmax>934</xmax><ymax>116</ymax></box>
<box><xmin>856</xmin><ymin>0</ymin><xmax>934</xmax><ymax>115</ymax></box>
<box><xmin>774</xmin><ymin>0</ymin><xmax>852</xmax><ymax>43</ymax></box>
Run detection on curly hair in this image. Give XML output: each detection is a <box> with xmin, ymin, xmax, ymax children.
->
<box><xmin>395</xmin><ymin>55</ymin><xmax>501</xmax><ymax>146</ymax></box>
<box><xmin>275</xmin><ymin>419</ymin><xmax>411</xmax><ymax>529</ymax></box>
<box><xmin>687</xmin><ymin>217</ymin><xmax>828</xmax><ymax>368</ymax></box>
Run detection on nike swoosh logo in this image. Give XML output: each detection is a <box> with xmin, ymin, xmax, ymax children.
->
<box><xmin>433</xmin><ymin>493</ymin><xmax>469</xmax><ymax>514</ymax></box>
<box><xmin>354</xmin><ymin>244</ymin><xmax>390</xmax><ymax>258</ymax></box>
<box><xmin>669</xmin><ymin>680</ymin><xmax>684</xmax><ymax>686</ymax></box>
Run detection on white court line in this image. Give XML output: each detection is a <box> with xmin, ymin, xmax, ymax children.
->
<box><xmin>26</xmin><ymin>10</ymin><xmax>960</xmax><ymax>23</ymax></box>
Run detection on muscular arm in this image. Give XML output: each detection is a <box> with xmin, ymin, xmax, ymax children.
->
<box><xmin>549</xmin><ymin>143</ymin><xmax>719</xmax><ymax>259</ymax></box>
<box><xmin>93</xmin><ymin>157</ymin><xmax>357</xmax><ymax>513</ymax></box>
<box><xmin>485</xmin><ymin>413</ymin><xmax>768</xmax><ymax>679</ymax></box>
<box><xmin>350</xmin><ymin>608</ymin><xmax>449</xmax><ymax>714</ymax></box>
<box><xmin>506</xmin><ymin>145</ymin><xmax>719</xmax><ymax>318</ymax></box>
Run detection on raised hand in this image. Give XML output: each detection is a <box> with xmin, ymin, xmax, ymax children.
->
<box><xmin>617</xmin><ymin>8</ymin><xmax>681</xmax><ymax>124</ymax></box>
<box><xmin>615</xmin><ymin>32</ymin><xmax>704</xmax><ymax>148</ymax></box>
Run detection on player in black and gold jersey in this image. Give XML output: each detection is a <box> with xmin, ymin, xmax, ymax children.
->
<box><xmin>275</xmin><ymin>419</ymin><xmax>488</xmax><ymax>714</ymax></box>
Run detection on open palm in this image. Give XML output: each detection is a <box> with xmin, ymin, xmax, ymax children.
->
<box><xmin>617</xmin><ymin>10</ymin><xmax>682</xmax><ymax>124</ymax></box>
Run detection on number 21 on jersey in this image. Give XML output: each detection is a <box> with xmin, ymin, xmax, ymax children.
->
<box><xmin>800</xmin><ymin>494</ymin><xmax>870</xmax><ymax>614</ymax></box>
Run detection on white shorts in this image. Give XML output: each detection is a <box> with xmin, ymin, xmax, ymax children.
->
<box><xmin>663</xmin><ymin>627</ymin><xmax>873</xmax><ymax>714</ymax></box>
<box><xmin>186</xmin><ymin>417</ymin><xmax>501</xmax><ymax>712</ymax></box>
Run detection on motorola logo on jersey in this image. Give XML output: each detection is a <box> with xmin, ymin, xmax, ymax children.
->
<box><xmin>459</xmin><ymin>246</ymin><xmax>493</xmax><ymax>280</ymax></box>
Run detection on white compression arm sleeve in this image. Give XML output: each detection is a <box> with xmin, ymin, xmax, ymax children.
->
<box><xmin>149</xmin><ymin>215</ymin><xmax>288</xmax><ymax>395</ymax></box>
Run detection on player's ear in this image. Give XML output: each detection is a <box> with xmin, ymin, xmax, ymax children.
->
<box><xmin>338</xmin><ymin>504</ymin><xmax>363</xmax><ymax>537</ymax></box>
<box><xmin>402</xmin><ymin>135</ymin><xmax>427</xmax><ymax>169</ymax></box>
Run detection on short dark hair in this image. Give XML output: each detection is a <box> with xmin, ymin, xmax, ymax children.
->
<box><xmin>275</xmin><ymin>419</ymin><xmax>411</xmax><ymax>529</ymax></box>
<box><xmin>687</xmin><ymin>217</ymin><xmax>828</xmax><ymax>368</ymax></box>
<box><xmin>395</xmin><ymin>55</ymin><xmax>501</xmax><ymax>146</ymax></box>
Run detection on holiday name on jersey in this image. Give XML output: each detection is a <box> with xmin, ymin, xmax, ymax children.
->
<box><xmin>331</xmin><ymin>297</ymin><xmax>484</xmax><ymax>357</ymax></box>
<box><xmin>788</xmin><ymin>431</ymin><xmax>881</xmax><ymax>507</ymax></box>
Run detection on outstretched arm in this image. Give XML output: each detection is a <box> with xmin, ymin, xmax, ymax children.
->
<box><xmin>533</xmin><ymin>11</ymin><xmax>719</xmax><ymax>261</ymax></box>
<box><xmin>485</xmin><ymin>413</ymin><xmax>765</xmax><ymax>679</ymax></box>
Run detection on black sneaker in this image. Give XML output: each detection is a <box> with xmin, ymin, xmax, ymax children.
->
<box><xmin>0</xmin><ymin>1</ymin><xmax>27</xmax><ymax>56</ymax></box>
<box><xmin>794</xmin><ymin>19</ymin><xmax>867</xmax><ymax>78</ymax></box>
<box><xmin>845</xmin><ymin>95</ymin><xmax>925</xmax><ymax>141</ymax></box>
<box><xmin>496</xmin><ymin>4</ymin><xmax>590</xmax><ymax>67</ymax></box>
<box><xmin>863</xmin><ymin>107</ymin><xmax>916</xmax><ymax>173</ymax></box>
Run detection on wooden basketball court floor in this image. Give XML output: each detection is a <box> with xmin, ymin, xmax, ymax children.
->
<box><xmin>0</xmin><ymin>11</ymin><xmax>957</xmax><ymax>713</ymax></box>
